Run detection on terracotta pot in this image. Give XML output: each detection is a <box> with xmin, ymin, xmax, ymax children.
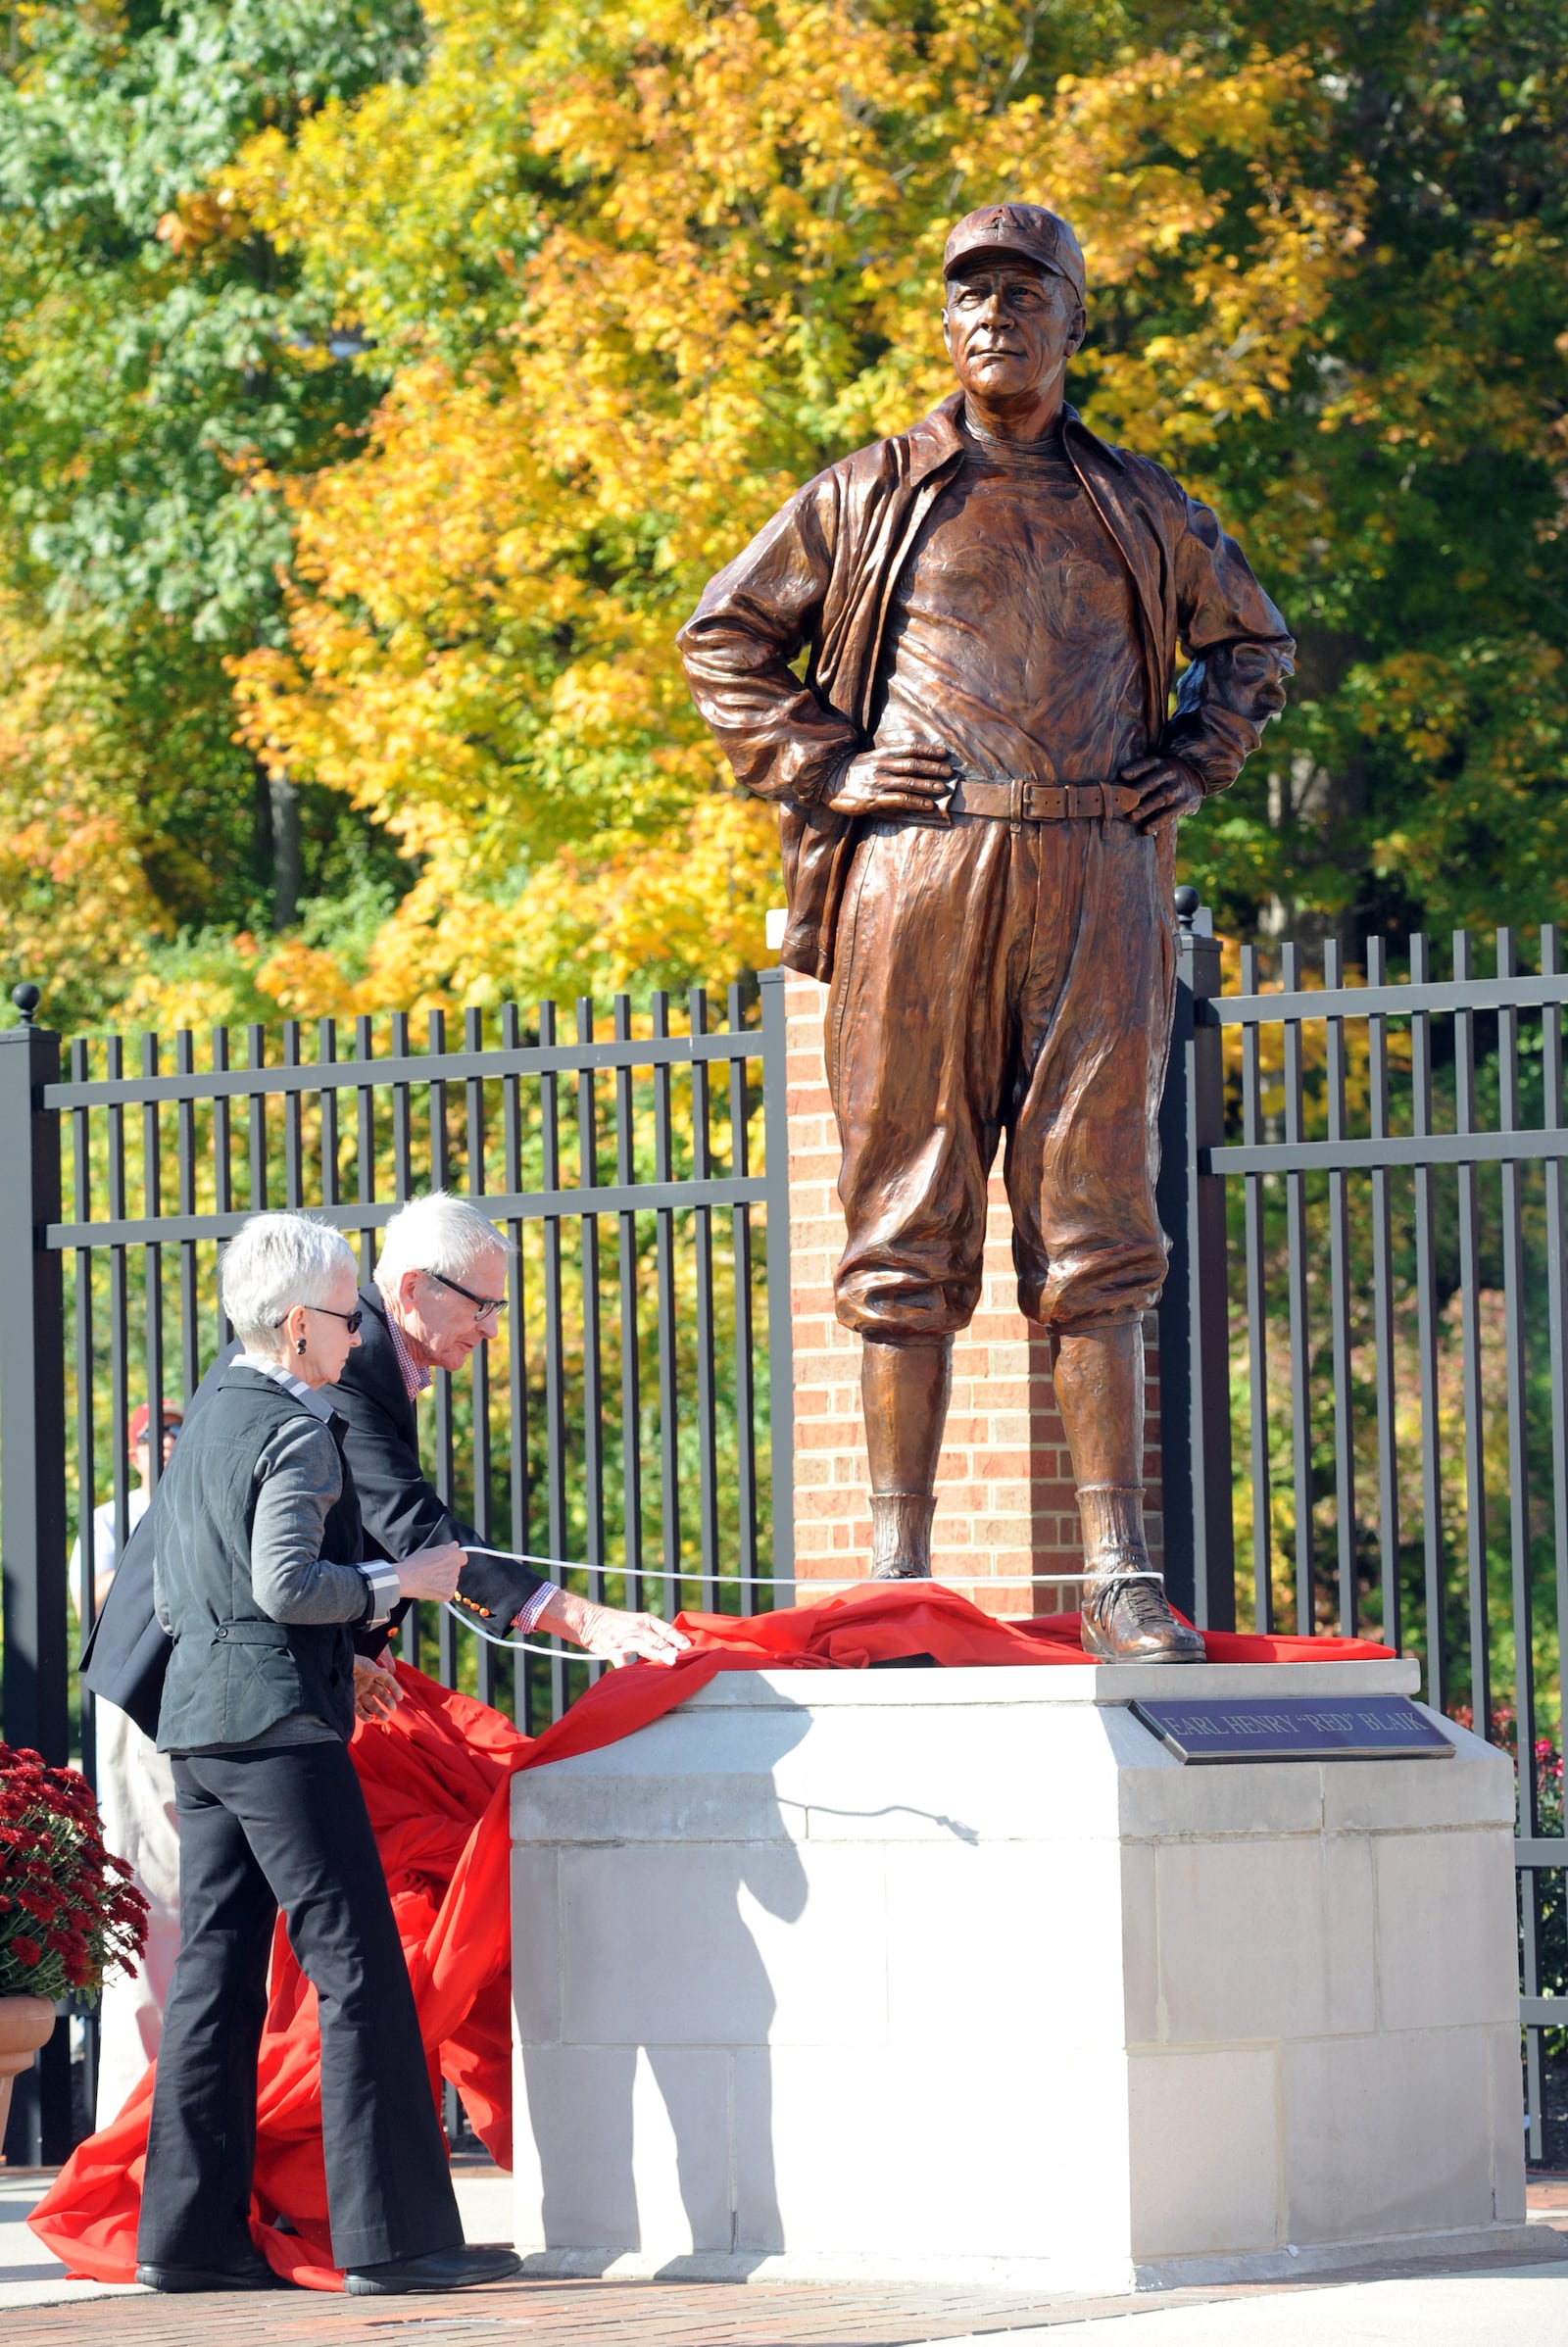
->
<box><xmin>0</xmin><ymin>1993</ymin><xmax>58</xmax><ymax>2148</ymax></box>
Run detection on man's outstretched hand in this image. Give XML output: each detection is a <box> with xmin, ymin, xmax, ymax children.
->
<box><xmin>535</xmin><ymin>1587</ymin><xmax>693</xmax><ymax>1668</ymax></box>
<box><xmin>1118</xmin><ymin>755</ymin><xmax>1203</xmax><ymax>831</ymax></box>
<box><xmin>578</xmin><ymin>1606</ymin><xmax>692</xmax><ymax>1669</ymax></box>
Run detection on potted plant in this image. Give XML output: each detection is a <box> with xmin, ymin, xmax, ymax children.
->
<box><xmin>0</xmin><ymin>1740</ymin><xmax>148</xmax><ymax>2142</ymax></box>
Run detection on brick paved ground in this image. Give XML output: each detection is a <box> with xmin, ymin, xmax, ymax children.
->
<box><xmin>4</xmin><ymin>2171</ymin><xmax>1564</xmax><ymax>2345</ymax></box>
<box><xmin>5</xmin><ymin>2244</ymin><xmax>1568</xmax><ymax>2346</ymax></box>
<box><xmin>4</xmin><ymin>2216</ymin><xmax>1566</xmax><ymax>2346</ymax></box>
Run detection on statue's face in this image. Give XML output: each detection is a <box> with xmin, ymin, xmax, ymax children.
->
<box><xmin>942</xmin><ymin>258</ymin><xmax>1084</xmax><ymax>405</ymax></box>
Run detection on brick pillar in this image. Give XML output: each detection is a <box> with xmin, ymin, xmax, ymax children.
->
<box><xmin>782</xmin><ymin>970</ymin><xmax>1161</xmax><ymax>1615</ymax></box>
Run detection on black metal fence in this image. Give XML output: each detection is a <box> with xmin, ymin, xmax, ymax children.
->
<box><xmin>4</xmin><ymin>919</ymin><xmax>1565</xmax><ymax>2161</ymax></box>
<box><xmin>1159</xmin><ymin>905</ymin><xmax>1567</xmax><ymax>2160</ymax></box>
<box><xmin>0</xmin><ymin>971</ymin><xmax>794</xmax><ymax>2157</ymax></box>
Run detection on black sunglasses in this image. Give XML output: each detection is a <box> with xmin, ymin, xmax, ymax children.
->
<box><xmin>273</xmin><ymin>1304</ymin><xmax>364</xmax><ymax>1334</ymax></box>
<box><xmin>425</xmin><ymin>1268</ymin><xmax>508</xmax><ymax>1320</ymax></box>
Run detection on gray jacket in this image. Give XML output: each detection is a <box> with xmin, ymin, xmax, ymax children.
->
<box><xmin>152</xmin><ymin>1366</ymin><xmax>369</xmax><ymax>1752</ymax></box>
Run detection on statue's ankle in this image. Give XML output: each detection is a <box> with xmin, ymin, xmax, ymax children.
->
<box><xmin>1076</xmin><ymin>1483</ymin><xmax>1151</xmax><ymax>1579</ymax></box>
<box><xmin>868</xmin><ymin>1491</ymin><xmax>937</xmax><ymax>1580</ymax></box>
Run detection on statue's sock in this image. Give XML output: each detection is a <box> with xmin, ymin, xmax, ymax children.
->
<box><xmin>868</xmin><ymin>1491</ymin><xmax>937</xmax><ymax>1580</ymax></box>
<box><xmin>1076</xmin><ymin>1484</ymin><xmax>1151</xmax><ymax>1578</ymax></box>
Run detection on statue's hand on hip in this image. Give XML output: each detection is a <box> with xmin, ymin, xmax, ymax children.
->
<box><xmin>1118</xmin><ymin>755</ymin><xmax>1204</xmax><ymax>832</ymax></box>
<box><xmin>821</xmin><ymin>742</ymin><xmax>954</xmax><ymax>820</ymax></box>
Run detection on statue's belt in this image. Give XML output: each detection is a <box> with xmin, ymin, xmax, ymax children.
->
<box><xmin>941</xmin><ymin>778</ymin><xmax>1143</xmax><ymax>822</ymax></box>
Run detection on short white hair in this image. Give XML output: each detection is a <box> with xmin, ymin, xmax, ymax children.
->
<box><xmin>220</xmin><ymin>1212</ymin><xmax>358</xmax><ymax>1349</ymax></box>
<box><xmin>375</xmin><ymin>1191</ymin><xmax>513</xmax><ymax>1293</ymax></box>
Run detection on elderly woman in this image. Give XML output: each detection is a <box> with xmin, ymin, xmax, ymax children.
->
<box><xmin>136</xmin><ymin>1211</ymin><xmax>518</xmax><ymax>2298</ymax></box>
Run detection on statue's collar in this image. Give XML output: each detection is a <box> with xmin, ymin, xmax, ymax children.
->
<box><xmin>906</xmin><ymin>394</ymin><xmax>1120</xmax><ymax>483</ymax></box>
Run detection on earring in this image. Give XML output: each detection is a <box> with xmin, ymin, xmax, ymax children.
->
<box><xmin>296</xmin><ymin>1337</ymin><xmax>307</xmax><ymax>1356</ymax></box>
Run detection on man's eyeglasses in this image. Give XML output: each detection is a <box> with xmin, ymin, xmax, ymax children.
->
<box><xmin>273</xmin><ymin>1304</ymin><xmax>365</xmax><ymax>1334</ymax></box>
<box><xmin>425</xmin><ymin>1268</ymin><xmax>508</xmax><ymax>1322</ymax></box>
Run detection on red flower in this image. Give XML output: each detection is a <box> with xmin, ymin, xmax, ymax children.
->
<box><xmin>1</xmin><ymin>1744</ymin><xmax>148</xmax><ymax>1995</ymax></box>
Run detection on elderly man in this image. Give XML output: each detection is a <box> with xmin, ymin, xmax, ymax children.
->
<box><xmin>84</xmin><ymin>1190</ymin><xmax>685</xmax><ymax>1746</ymax></box>
<box><xmin>680</xmin><ymin>201</ymin><xmax>1295</xmax><ymax>1661</ymax></box>
<box><xmin>328</xmin><ymin>1190</ymin><xmax>686</xmax><ymax>1692</ymax></box>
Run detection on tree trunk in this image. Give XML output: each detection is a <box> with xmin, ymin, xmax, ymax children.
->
<box><xmin>268</xmin><ymin>766</ymin><xmax>301</xmax><ymax>930</ymax></box>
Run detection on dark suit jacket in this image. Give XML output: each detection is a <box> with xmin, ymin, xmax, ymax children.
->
<box><xmin>80</xmin><ymin>1287</ymin><xmax>549</xmax><ymax>1736</ymax></box>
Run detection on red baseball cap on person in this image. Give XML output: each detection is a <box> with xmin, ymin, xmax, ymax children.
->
<box><xmin>127</xmin><ymin>1400</ymin><xmax>182</xmax><ymax>1450</ymax></box>
<box><xmin>943</xmin><ymin>202</ymin><xmax>1087</xmax><ymax>306</ymax></box>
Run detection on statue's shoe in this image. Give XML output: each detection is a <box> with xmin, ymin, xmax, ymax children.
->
<box><xmin>1081</xmin><ymin>1575</ymin><xmax>1205</xmax><ymax>1663</ymax></box>
<box><xmin>867</xmin><ymin>1559</ymin><xmax>934</xmax><ymax>1581</ymax></box>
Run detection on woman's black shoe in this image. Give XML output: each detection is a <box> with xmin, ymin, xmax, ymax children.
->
<box><xmin>135</xmin><ymin>2257</ymin><xmax>282</xmax><ymax>2291</ymax></box>
<box><xmin>344</xmin><ymin>2243</ymin><xmax>522</xmax><ymax>2295</ymax></box>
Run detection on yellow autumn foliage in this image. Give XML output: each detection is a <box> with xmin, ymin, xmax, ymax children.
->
<box><xmin>206</xmin><ymin>2</ymin><xmax>1363</xmax><ymax>1023</ymax></box>
<box><xmin>0</xmin><ymin>598</ymin><xmax>169</xmax><ymax>1021</ymax></box>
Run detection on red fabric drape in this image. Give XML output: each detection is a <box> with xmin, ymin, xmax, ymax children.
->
<box><xmin>29</xmin><ymin>1585</ymin><xmax>1392</xmax><ymax>2290</ymax></box>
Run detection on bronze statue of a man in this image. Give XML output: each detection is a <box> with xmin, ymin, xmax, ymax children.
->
<box><xmin>679</xmin><ymin>203</ymin><xmax>1293</xmax><ymax>1662</ymax></box>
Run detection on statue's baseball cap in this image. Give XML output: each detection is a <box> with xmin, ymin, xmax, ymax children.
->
<box><xmin>942</xmin><ymin>203</ymin><xmax>1086</xmax><ymax>306</ymax></box>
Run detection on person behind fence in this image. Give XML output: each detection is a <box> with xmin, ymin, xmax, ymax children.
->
<box><xmin>135</xmin><ymin>1210</ymin><xmax>520</xmax><ymax>2297</ymax></box>
<box><xmin>72</xmin><ymin>1400</ymin><xmax>182</xmax><ymax>1616</ymax></box>
<box><xmin>69</xmin><ymin>1400</ymin><xmax>184</xmax><ymax>2125</ymax></box>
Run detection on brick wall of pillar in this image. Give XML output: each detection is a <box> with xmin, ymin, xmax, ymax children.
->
<box><xmin>780</xmin><ymin>969</ymin><xmax>1161</xmax><ymax>1615</ymax></box>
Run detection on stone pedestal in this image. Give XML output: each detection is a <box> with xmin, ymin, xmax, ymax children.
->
<box><xmin>510</xmin><ymin>1661</ymin><xmax>1530</xmax><ymax>2290</ymax></box>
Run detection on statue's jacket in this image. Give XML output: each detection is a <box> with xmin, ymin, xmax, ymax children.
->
<box><xmin>678</xmin><ymin>392</ymin><xmax>1295</xmax><ymax>982</ymax></box>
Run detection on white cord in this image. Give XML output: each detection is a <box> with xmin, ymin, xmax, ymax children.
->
<box><xmin>444</xmin><ymin>1608</ymin><xmax>587</xmax><ymax>1659</ymax></box>
<box><xmin>444</xmin><ymin>1546</ymin><xmax>1166</xmax><ymax>1656</ymax></box>
<box><xmin>457</xmin><ymin>1543</ymin><xmax>1164</xmax><ymax>1591</ymax></box>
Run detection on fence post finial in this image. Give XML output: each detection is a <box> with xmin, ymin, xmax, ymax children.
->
<box><xmin>1174</xmin><ymin>887</ymin><xmax>1201</xmax><ymax>936</ymax></box>
<box><xmin>11</xmin><ymin>982</ymin><xmax>39</xmax><ymax>1026</ymax></box>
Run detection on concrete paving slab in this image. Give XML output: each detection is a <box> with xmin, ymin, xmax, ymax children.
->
<box><xmin>1</xmin><ymin>2167</ymin><xmax>138</xmax><ymax>2312</ymax></box>
<box><xmin>963</xmin><ymin>2259</ymin><xmax>1568</xmax><ymax>2343</ymax></box>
